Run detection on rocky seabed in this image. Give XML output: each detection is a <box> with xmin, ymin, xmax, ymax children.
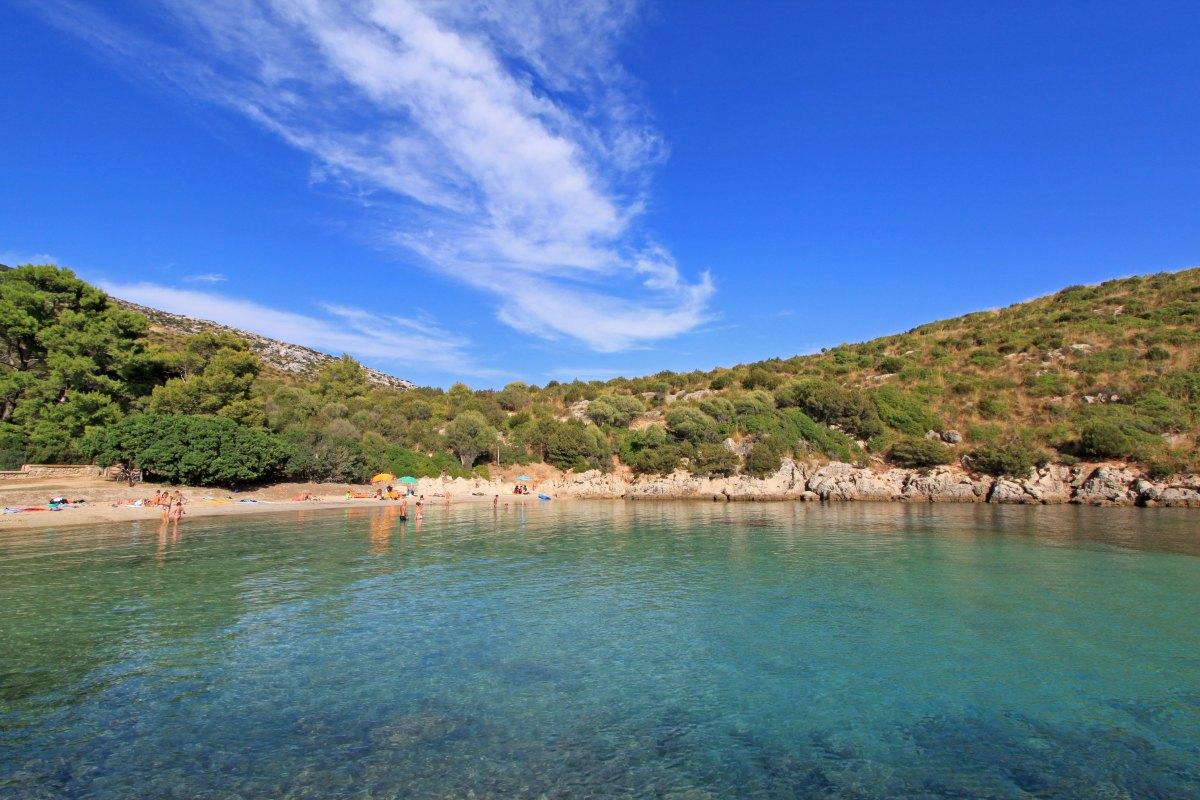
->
<box><xmin>531</xmin><ymin>461</ymin><xmax>1200</xmax><ymax>507</ymax></box>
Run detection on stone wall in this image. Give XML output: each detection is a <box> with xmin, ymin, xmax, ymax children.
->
<box><xmin>0</xmin><ymin>464</ymin><xmax>103</xmax><ymax>482</ymax></box>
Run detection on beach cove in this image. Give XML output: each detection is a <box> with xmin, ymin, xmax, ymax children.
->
<box><xmin>3</xmin><ymin>456</ymin><xmax>1200</xmax><ymax>533</ymax></box>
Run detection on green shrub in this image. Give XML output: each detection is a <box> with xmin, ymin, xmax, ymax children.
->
<box><xmin>1130</xmin><ymin>392</ymin><xmax>1190</xmax><ymax>434</ymax></box>
<box><xmin>1078</xmin><ymin>420</ymin><xmax>1144</xmax><ymax>460</ymax></box>
<box><xmin>775</xmin><ymin>380</ymin><xmax>884</xmax><ymax>439</ymax></box>
<box><xmin>741</xmin><ymin>366</ymin><xmax>780</xmax><ymax>390</ymax></box>
<box><xmin>878</xmin><ymin>356</ymin><xmax>905</xmax><ymax>374</ymax></box>
<box><xmin>1026</xmin><ymin>371</ymin><xmax>1071</xmax><ymax>397</ymax></box>
<box><xmin>886</xmin><ymin>438</ymin><xmax>953</xmax><ymax>469</ymax></box>
<box><xmin>619</xmin><ymin>426</ymin><xmax>681</xmax><ymax>475</ymax></box>
<box><xmin>384</xmin><ymin>446</ymin><xmax>473</xmax><ymax>479</ymax></box>
<box><xmin>586</xmin><ymin>394</ymin><xmax>644</xmax><ymax>427</ymax></box>
<box><xmin>731</xmin><ymin>390</ymin><xmax>775</xmax><ymax>416</ymax></box>
<box><xmin>665</xmin><ymin>406</ymin><xmax>720</xmax><ymax>444</ymax></box>
<box><xmin>969</xmin><ymin>441</ymin><xmax>1046</xmax><ymax>477</ymax></box>
<box><xmin>968</xmin><ymin>350</ymin><xmax>1003</xmax><ymax>369</ymax></box>
<box><xmin>693</xmin><ymin>442</ymin><xmax>740</xmax><ymax>477</ymax></box>
<box><xmin>1162</xmin><ymin>369</ymin><xmax>1200</xmax><ymax>402</ymax></box>
<box><xmin>1145</xmin><ymin>345</ymin><xmax>1171</xmax><ymax>362</ymax></box>
<box><xmin>870</xmin><ymin>386</ymin><xmax>941</xmax><ymax>436</ymax></box>
<box><xmin>744</xmin><ymin>437</ymin><xmax>784</xmax><ymax>477</ymax></box>
<box><xmin>546</xmin><ymin>420</ymin><xmax>608</xmax><ymax>471</ymax></box>
<box><xmin>697</xmin><ymin>396</ymin><xmax>736</xmax><ymax>423</ymax></box>
<box><xmin>977</xmin><ymin>396</ymin><xmax>1009</xmax><ymax>419</ymax></box>
<box><xmin>1147</xmin><ymin>452</ymin><xmax>1190</xmax><ymax>481</ymax></box>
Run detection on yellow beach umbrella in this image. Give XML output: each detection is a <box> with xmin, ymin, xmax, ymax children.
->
<box><xmin>371</xmin><ymin>472</ymin><xmax>397</xmax><ymax>483</ymax></box>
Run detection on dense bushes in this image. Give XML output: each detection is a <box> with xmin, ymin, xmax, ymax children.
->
<box><xmin>693</xmin><ymin>442</ymin><xmax>739</xmax><ymax>476</ymax></box>
<box><xmin>886</xmin><ymin>438</ymin><xmax>953</xmax><ymax>468</ymax></box>
<box><xmin>775</xmin><ymin>380</ymin><xmax>884</xmax><ymax>439</ymax></box>
<box><xmin>871</xmin><ymin>386</ymin><xmax>941</xmax><ymax>437</ymax></box>
<box><xmin>545</xmin><ymin>421</ymin><xmax>609</xmax><ymax>471</ymax></box>
<box><xmin>968</xmin><ymin>441</ymin><xmax>1047</xmax><ymax>477</ymax></box>
<box><xmin>1077</xmin><ymin>420</ymin><xmax>1146</xmax><ymax>460</ymax></box>
<box><xmin>84</xmin><ymin>414</ymin><xmax>289</xmax><ymax>486</ymax></box>
<box><xmin>586</xmin><ymin>394</ymin><xmax>644</xmax><ymax>427</ymax></box>
<box><xmin>743</xmin><ymin>437</ymin><xmax>784</xmax><ymax>477</ymax></box>
<box><xmin>619</xmin><ymin>427</ymin><xmax>682</xmax><ymax>475</ymax></box>
<box><xmin>665</xmin><ymin>406</ymin><xmax>720</xmax><ymax>444</ymax></box>
<box><xmin>11</xmin><ymin>263</ymin><xmax>1200</xmax><ymax>483</ymax></box>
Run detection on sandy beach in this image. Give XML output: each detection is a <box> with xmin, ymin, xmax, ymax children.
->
<box><xmin>0</xmin><ymin>477</ymin><xmax>522</xmax><ymax>532</ymax></box>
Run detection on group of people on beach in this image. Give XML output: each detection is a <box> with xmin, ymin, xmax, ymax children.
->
<box><xmin>151</xmin><ymin>489</ymin><xmax>186</xmax><ymax>524</ymax></box>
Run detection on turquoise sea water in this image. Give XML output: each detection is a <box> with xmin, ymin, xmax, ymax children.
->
<box><xmin>1</xmin><ymin>502</ymin><xmax>1198</xmax><ymax>799</ymax></box>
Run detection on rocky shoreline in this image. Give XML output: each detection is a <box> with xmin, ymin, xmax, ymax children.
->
<box><xmin>530</xmin><ymin>460</ymin><xmax>1200</xmax><ymax>507</ymax></box>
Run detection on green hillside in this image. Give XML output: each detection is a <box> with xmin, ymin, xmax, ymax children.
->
<box><xmin>2</xmin><ymin>263</ymin><xmax>1197</xmax><ymax>485</ymax></box>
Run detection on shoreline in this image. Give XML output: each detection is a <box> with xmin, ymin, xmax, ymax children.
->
<box><xmin>2</xmin><ymin>458</ymin><xmax>1199</xmax><ymax>532</ymax></box>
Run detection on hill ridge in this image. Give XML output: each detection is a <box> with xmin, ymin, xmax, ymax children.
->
<box><xmin>110</xmin><ymin>297</ymin><xmax>414</xmax><ymax>390</ymax></box>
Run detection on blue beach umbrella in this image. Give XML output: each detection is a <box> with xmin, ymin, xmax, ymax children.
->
<box><xmin>516</xmin><ymin>475</ymin><xmax>532</xmax><ymax>481</ymax></box>
<box><xmin>398</xmin><ymin>476</ymin><xmax>418</xmax><ymax>484</ymax></box>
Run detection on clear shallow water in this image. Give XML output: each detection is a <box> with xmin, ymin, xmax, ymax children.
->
<box><xmin>1</xmin><ymin>503</ymin><xmax>1198</xmax><ymax>799</ymax></box>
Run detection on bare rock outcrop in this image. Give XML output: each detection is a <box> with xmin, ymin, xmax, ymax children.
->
<box><xmin>1072</xmin><ymin>466</ymin><xmax>1140</xmax><ymax>506</ymax></box>
<box><xmin>988</xmin><ymin>477</ymin><xmax>1039</xmax><ymax>504</ymax></box>
<box><xmin>1134</xmin><ymin>477</ymin><xmax>1200</xmax><ymax>508</ymax></box>
<box><xmin>1021</xmin><ymin>465</ymin><xmax>1074</xmax><ymax>504</ymax></box>
<box><xmin>806</xmin><ymin>463</ymin><xmax>906</xmax><ymax>501</ymax></box>
<box><xmin>527</xmin><ymin>459</ymin><xmax>1194</xmax><ymax>508</ymax></box>
<box><xmin>902</xmin><ymin>467</ymin><xmax>991</xmax><ymax>502</ymax></box>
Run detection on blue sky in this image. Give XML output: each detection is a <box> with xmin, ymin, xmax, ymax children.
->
<box><xmin>2</xmin><ymin>1</ymin><xmax>1198</xmax><ymax>388</ymax></box>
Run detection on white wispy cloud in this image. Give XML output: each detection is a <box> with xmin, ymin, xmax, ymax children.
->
<box><xmin>102</xmin><ymin>281</ymin><xmax>499</xmax><ymax>377</ymax></box>
<box><xmin>0</xmin><ymin>251</ymin><xmax>58</xmax><ymax>266</ymax></box>
<box><xmin>30</xmin><ymin>0</ymin><xmax>712</xmax><ymax>351</ymax></box>
<box><xmin>182</xmin><ymin>272</ymin><xmax>227</xmax><ymax>284</ymax></box>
